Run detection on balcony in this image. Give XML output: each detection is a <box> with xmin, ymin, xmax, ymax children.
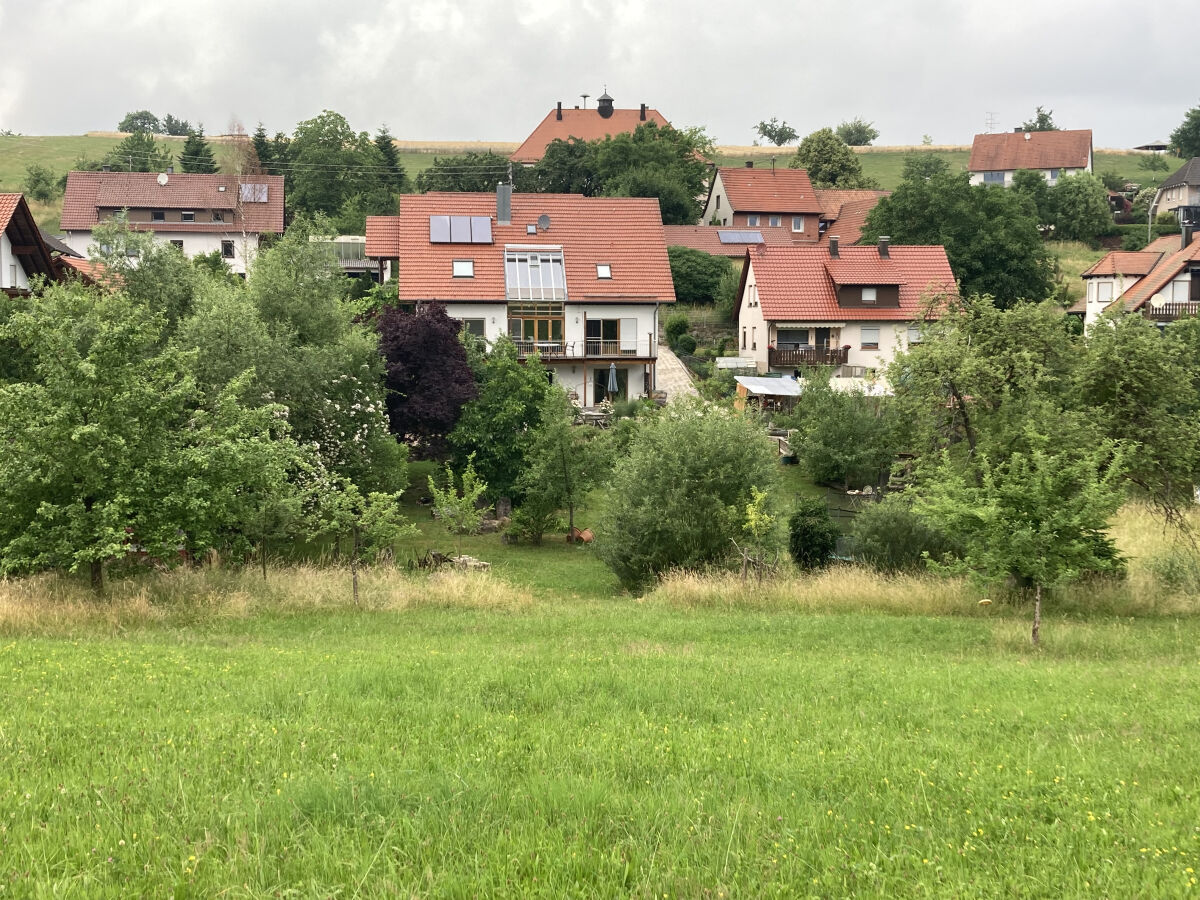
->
<box><xmin>512</xmin><ymin>338</ymin><xmax>658</xmax><ymax>360</ymax></box>
<box><xmin>1143</xmin><ymin>301</ymin><xmax>1200</xmax><ymax>322</ymax></box>
<box><xmin>769</xmin><ymin>345</ymin><xmax>849</xmax><ymax>368</ymax></box>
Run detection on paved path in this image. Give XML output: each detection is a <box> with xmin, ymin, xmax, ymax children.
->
<box><xmin>656</xmin><ymin>345</ymin><xmax>699</xmax><ymax>399</ymax></box>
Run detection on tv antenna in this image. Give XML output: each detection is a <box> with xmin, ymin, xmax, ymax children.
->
<box><xmin>985</xmin><ymin>111</ymin><xmax>999</xmax><ymax>133</ymax></box>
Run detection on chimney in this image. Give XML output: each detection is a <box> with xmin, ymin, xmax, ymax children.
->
<box><xmin>167</xmin><ymin>165</ymin><xmax>174</xmax><ymax>174</ymax></box>
<box><xmin>745</xmin><ymin>160</ymin><xmax>754</xmax><ymax>168</ymax></box>
<box><xmin>878</xmin><ymin>236</ymin><xmax>890</xmax><ymax>258</ymax></box>
<box><xmin>1014</xmin><ymin>127</ymin><xmax>1023</xmax><ymax>133</ymax></box>
<box><xmin>556</xmin><ymin>102</ymin><xmax>562</xmax><ymax>121</ymax></box>
<box><xmin>102</xmin><ymin>164</ymin><xmax>112</xmax><ymax>172</ymax></box>
<box><xmin>1183</xmin><ymin>225</ymin><xmax>1194</xmax><ymax>251</ymax></box>
<box><xmin>496</xmin><ymin>183</ymin><xmax>512</xmax><ymax>226</ymax></box>
<box><xmin>829</xmin><ymin>236</ymin><xmax>840</xmax><ymax>258</ymax></box>
<box><xmin>640</xmin><ymin>103</ymin><xmax>647</xmax><ymax>121</ymax></box>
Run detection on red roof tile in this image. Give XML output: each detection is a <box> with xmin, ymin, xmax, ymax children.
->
<box><xmin>1080</xmin><ymin>250</ymin><xmax>1164</xmax><ymax>278</ymax></box>
<box><xmin>511</xmin><ymin>107</ymin><xmax>670</xmax><ymax>163</ymax></box>
<box><xmin>1120</xmin><ymin>233</ymin><xmax>1200</xmax><ymax>309</ymax></box>
<box><xmin>750</xmin><ymin>244</ymin><xmax>956</xmax><ymax>322</ymax></box>
<box><xmin>61</xmin><ymin>171</ymin><xmax>284</xmax><ymax>234</ymax></box>
<box><xmin>814</xmin><ymin>189</ymin><xmax>890</xmax><ymax>221</ymax></box>
<box><xmin>662</xmin><ymin>224</ymin><xmax>794</xmax><ymax>258</ymax></box>
<box><xmin>716</xmin><ymin>167</ymin><xmax>823</xmax><ymax>214</ymax></box>
<box><xmin>817</xmin><ymin>195</ymin><xmax>890</xmax><ymax>246</ymax></box>
<box><xmin>0</xmin><ymin>194</ymin><xmax>20</xmax><ymax>233</ymax></box>
<box><xmin>968</xmin><ymin>129</ymin><xmax>1092</xmax><ymax>172</ymax></box>
<box><xmin>366</xmin><ymin>192</ymin><xmax>675</xmax><ymax>304</ymax></box>
<box><xmin>824</xmin><ymin>256</ymin><xmax>906</xmax><ymax>285</ymax></box>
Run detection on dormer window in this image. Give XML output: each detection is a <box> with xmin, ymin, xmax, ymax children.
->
<box><xmin>596</xmin><ymin>263</ymin><xmax>612</xmax><ymax>279</ymax></box>
<box><xmin>151</xmin><ymin>210</ymin><xmax>165</xmax><ymax>222</ymax></box>
<box><xmin>862</xmin><ymin>287</ymin><xmax>877</xmax><ymax>304</ymax></box>
<box><xmin>769</xmin><ymin>215</ymin><xmax>782</xmax><ymax>227</ymax></box>
<box><xmin>791</xmin><ymin>216</ymin><xmax>805</xmax><ymax>233</ymax></box>
<box><xmin>452</xmin><ymin>259</ymin><xmax>475</xmax><ymax>278</ymax></box>
<box><xmin>212</xmin><ymin>211</ymin><xmax>224</xmax><ymax>223</ymax></box>
<box><xmin>181</xmin><ymin>211</ymin><xmax>195</xmax><ymax>222</ymax></box>
<box><xmin>746</xmin><ymin>215</ymin><xmax>760</xmax><ymax>226</ymax></box>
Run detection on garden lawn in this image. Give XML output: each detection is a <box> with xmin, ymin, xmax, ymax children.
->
<box><xmin>2</xmin><ymin>600</ymin><xmax>1198</xmax><ymax>897</ymax></box>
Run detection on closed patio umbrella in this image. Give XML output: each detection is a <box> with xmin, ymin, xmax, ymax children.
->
<box><xmin>607</xmin><ymin>363</ymin><xmax>618</xmax><ymax>397</ymax></box>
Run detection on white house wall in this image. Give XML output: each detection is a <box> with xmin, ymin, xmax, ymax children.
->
<box><xmin>60</xmin><ymin>229</ymin><xmax>262</xmax><ymax>275</ymax></box>
<box><xmin>736</xmin><ymin>261</ymin><xmax>770</xmax><ymax>372</ymax></box>
<box><xmin>1083</xmin><ymin>274</ymin><xmax>1142</xmax><ymax>327</ymax></box>
<box><xmin>1</xmin><ymin>231</ymin><xmax>30</xmax><ymax>290</ymax></box>
<box><xmin>968</xmin><ymin>167</ymin><xmax>1087</xmax><ymax>188</ymax></box>
<box><xmin>702</xmin><ymin>172</ymin><xmax>730</xmax><ymax>226</ymax></box>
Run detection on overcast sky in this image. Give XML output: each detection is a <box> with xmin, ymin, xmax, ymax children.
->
<box><xmin>1</xmin><ymin>0</ymin><xmax>1194</xmax><ymax>149</ymax></box>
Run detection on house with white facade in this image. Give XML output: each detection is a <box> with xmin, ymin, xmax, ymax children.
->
<box><xmin>59</xmin><ymin>171</ymin><xmax>284</xmax><ymax>275</ymax></box>
<box><xmin>1151</xmin><ymin>158</ymin><xmax>1200</xmax><ymax>221</ymax></box>
<box><xmin>1095</xmin><ymin>228</ymin><xmax>1200</xmax><ymax>327</ymax></box>
<box><xmin>734</xmin><ymin>235</ymin><xmax>956</xmax><ymax>391</ymax></box>
<box><xmin>365</xmin><ymin>188</ymin><xmax>675</xmax><ymax>404</ymax></box>
<box><xmin>1</xmin><ymin>194</ymin><xmax>58</xmax><ymax>295</ymax></box>
<box><xmin>1076</xmin><ymin>238</ymin><xmax>1178</xmax><ymax>327</ymax></box>
<box><xmin>967</xmin><ymin>129</ymin><xmax>1092</xmax><ymax>187</ymax></box>
<box><xmin>701</xmin><ymin>165</ymin><xmax>823</xmax><ymax>238</ymax></box>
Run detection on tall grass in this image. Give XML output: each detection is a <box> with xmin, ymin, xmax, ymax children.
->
<box><xmin>0</xmin><ymin>565</ymin><xmax>532</xmax><ymax>633</ymax></box>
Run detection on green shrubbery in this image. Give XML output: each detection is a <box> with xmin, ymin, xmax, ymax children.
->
<box><xmin>787</xmin><ymin>499</ymin><xmax>840</xmax><ymax>570</ymax></box>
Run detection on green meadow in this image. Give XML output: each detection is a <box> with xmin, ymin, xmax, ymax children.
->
<box><xmin>2</xmin><ymin>500</ymin><xmax>1199</xmax><ymax>897</ymax></box>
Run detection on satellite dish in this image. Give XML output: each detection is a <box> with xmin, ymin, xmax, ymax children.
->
<box><xmin>537</xmin><ymin>214</ymin><xmax>551</xmax><ymax>232</ymax></box>
<box><xmin>157</xmin><ymin>172</ymin><xmax>169</xmax><ymax>186</ymax></box>
<box><xmin>1150</xmin><ymin>293</ymin><xmax>1168</xmax><ymax>309</ymax></box>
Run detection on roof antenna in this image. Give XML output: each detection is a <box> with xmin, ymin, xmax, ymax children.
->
<box><xmin>580</xmin><ymin>93</ymin><xmax>589</xmax><ymax>109</ymax></box>
<box><xmin>771</xmin><ymin>156</ymin><xmax>776</xmax><ymax>174</ymax></box>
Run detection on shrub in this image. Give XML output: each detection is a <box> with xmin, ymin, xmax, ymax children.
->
<box><xmin>595</xmin><ymin>399</ymin><xmax>781</xmax><ymax>591</ymax></box>
<box><xmin>676</xmin><ymin>333</ymin><xmax>697</xmax><ymax>355</ymax></box>
<box><xmin>849</xmin><ymin>495</ymin><xmax>960</xmax><ymax>573</ymax></box>
<box><xmin>665</xmin><ymin>312</ymin><xmax>690</xmax><ymax>349</ymax></box>
<box><xmin>787</xmin><ymin>499</ymin><xmax>840</xmax><ymax>570</ymax></box>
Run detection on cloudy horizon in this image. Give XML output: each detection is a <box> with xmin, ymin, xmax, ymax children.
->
<box><xmin>1</xmin><ymin>0</ymin><xmax>1194</xmax><ymax>150</ymax></box>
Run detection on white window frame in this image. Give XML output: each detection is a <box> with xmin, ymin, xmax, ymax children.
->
<box><xmin>860</xmin><ymin>326</ymin><xmax>880</xmax><ymax>349</ymax></box>
<box><xmin>1097</xmin><ymin>282</ymin><xmax>1113</xmax><ymax>303</ymax></box>
<box><xmin>596</xmin><ymin>263</ymin><xmax>612</xmax><ymax>279</ymax></box>
<box><xmin>862</xmin><ymin>287</ymin><xmax>877</xmax><ymax>304</ymax></box>
<box><xmin>907</xmin><ymin>325</ymin><xmax>922</xmax><ymax>344</ymax></box>
<box><xmin>181</xmin><ymin>210</ymin><xmax>195</xmax><ymax>223</ymax></box>
<box><xmin>746</xmin><ymin>214</ymin><xmax>760</xmax><ymax>227</ymax></box>
<box><xmin>452</xmin><ymin>259</ymin><xmax>475</xmax><ymax>278</ymax></box>
<box><xmin>768</xmin><ymin>215</ymin><xmax>782</xmax><ymax>228</ymax></box>
<box><xmin>791</xmin><ymin>216</ymin><xmax>805</xmax><ymax>233</ymax></box>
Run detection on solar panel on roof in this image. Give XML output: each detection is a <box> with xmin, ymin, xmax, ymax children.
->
<box><xmin>470</xmin><ymin>216</ymin><xmax>492</xmax><ymax>244</ymax></box>
<box><xmin>717</xmin><ymin>230</ymin><xmax>764</xmax><ymax>244</ymax></box>
<box><xmin>429</xmin><ymin>215</ymin><xmax>451</xmax><ymax>243</ymax></box>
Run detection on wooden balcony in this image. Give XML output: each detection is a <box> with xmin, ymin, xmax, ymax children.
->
<box><xmin>769</xmin><ymin>345</ymin><xmax>849</xmax><ymax>368</ymax></box>
<box><xmin>1143</xmin><ymin>301</ymin><xmax>1200</xmax><ymax>322</ymax></box>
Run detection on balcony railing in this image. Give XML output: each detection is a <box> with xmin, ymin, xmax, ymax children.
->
<box><xmin>512</xmin><ymin>337</ymin><xmax>658</xmax><ymax>359</ymax></box>
<box><xmin>1143</xmin><ymin>301</ymin><xmax>1200</xmax><ymax>322</ymax></box>
<box><xmin>769</xmin><ymin>345</ymin><xmax>849</xmax><ymax>368</ymax></box>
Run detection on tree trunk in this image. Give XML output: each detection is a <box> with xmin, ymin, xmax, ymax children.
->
<box><xmin>89</xmin><ymin>559</ymin><xmax>105</xmax><ymax>594</ymax></box>
<box><xmin>351</xmin><ymin>525</ymin><xmax>360</xmax><ymax>606</ymax></box>
<box><xmin>1032</xmin><ymin>583</ymin><xmax>1042</xmax><ymax>647</ymax></box>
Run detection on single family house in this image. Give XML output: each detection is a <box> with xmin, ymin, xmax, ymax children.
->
<box><xmin>968</xmin><ymin>129</ymin><xmax>1092</xmax><ymax>187</ymax></box>
<box><xmin>1151</xmin><ymin>158</ymin><xmax>1200</xmax><ymax>221</ymax></box>
<box><xmin>701</xmin><ymin>164</ymin><xmax>823</xmax><ymax>238</ymax></box>
<box><xmin>0</xmin><ymin>194</ymin><xmax>58</xmax><ymax>295</ymax></box>
<box><xmin>60</xmin><ymin>171</ymin><xmax>285</xmax><ymax>274</ymax></box>
<box><xmin>734</xmin><ymin>235</ymin><xmax>956</xmax><ymax>391</ymax></box>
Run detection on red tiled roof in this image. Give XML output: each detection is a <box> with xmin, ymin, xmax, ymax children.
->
<box><xmin>366</xmin><ymin>192</ymin><xmax>675</xmax><ymax>304</ymax></box>
<box><xmin>1080</xmin><ymin>250</ymin><xmax>1164</xmax><ymax>278</ymax></box>
<box><xmin>662</xmin><ymin>224</ymin><xmax>794</xmax><ymax>258</ymax></box>
<box><xmin>968</xmin><ymin>129</ymin><xmax>1092</xmax><ymax>172</ymax></box>
<box><xmin>814</xmin><ymin>189</ymin><xmax>890</xmax><ymax>221</ymax></box>
<box><xmin>1144</xmin><ymin>234</ymin><xmax>1183</xmax><ymax>255</ymax></box>
<box><xmin>61</xmin><ymin>171</ymin><xmax>284</xmax><ymax>233</ymax></box>
<box><xmin>57</xmin><ymin>255</ymin><xmax>107</xmax><ymax>285</ymax></box>
<box><xmin>511</xmin><ymin>107</ymin><xmax>670</xmax><ymax>163</ymax></box>
<box><xmin>1</xmin><ymin>193</ymin><xmax>58</xmax><ymax>282</ymax></box>
<box><xmin>716</xmin><ymin>167</ymin><xmax>823</xmax><ymax>214</ymax></box>
<box><xmin>817</xmin><ymin>196</ymin><xmax>889</xmax><ymax>246</ymax></box>
<box><xmin>824</xmin><ymin>256</ymin><xmax>906</xmax><ymax>285</ymax></box>
<box><xmin>750</xmin><ymin>244</ymin><xmax>956</xmax><ymax>322</ymax></box>
<box><xmin>0</xmin><ymin>193</ymin><xmax>20</xmax><ymax>233</ymax></box>
<box><xmin>1119</xmin><ymin>233</ymin><xmax>1200</xmax><ymax>309</ymax></box>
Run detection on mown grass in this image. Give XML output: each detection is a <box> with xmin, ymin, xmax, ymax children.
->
<box><xmin>2</xmin><ymin>502</ymin><xmax>1199</xmax><ymax>895</ymax></box>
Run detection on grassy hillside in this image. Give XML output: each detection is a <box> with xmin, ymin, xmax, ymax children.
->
<box><xmin>2</xmin><ymin>132</ymin><xmax>1182</xmax><ymax>232</ymax></box>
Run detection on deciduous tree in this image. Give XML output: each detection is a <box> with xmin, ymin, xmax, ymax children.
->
<box><xmin>377</xmin><ymin>303</ymin><xmax>478</xmax><ymax>457</ymax></box>
<box><xmin>118</xmin><ymin>110</ymin><xmax>161</xmax><ymax>134</ymax></box>
<box><xmin>1051</xmin><ymin>171</ymin><xmax>1112</xmax><ymax>244</ymax></box>
<box><xmin>835</xmin><ymin>117</ymin><xmax>880</xmax><ymax>146</ymax></box>
<box><xmin>788</xmin><ymin>128</ymin><xmax>880</xmax><ymax>189</ymax></box>
<box><xmin>1169</xmin><ymin>102</ymin><xmax>1200</xmax><ymax>158</ymax></box>
<box><xmin>755</xmin><ymin>118</ymin><xmax>798</xmax><ymax>146</ymax></box>
<box><xmin>1021</xmin><ymin>106</ymin><xmax>1059</xmax><ymax>132</ymax></box>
